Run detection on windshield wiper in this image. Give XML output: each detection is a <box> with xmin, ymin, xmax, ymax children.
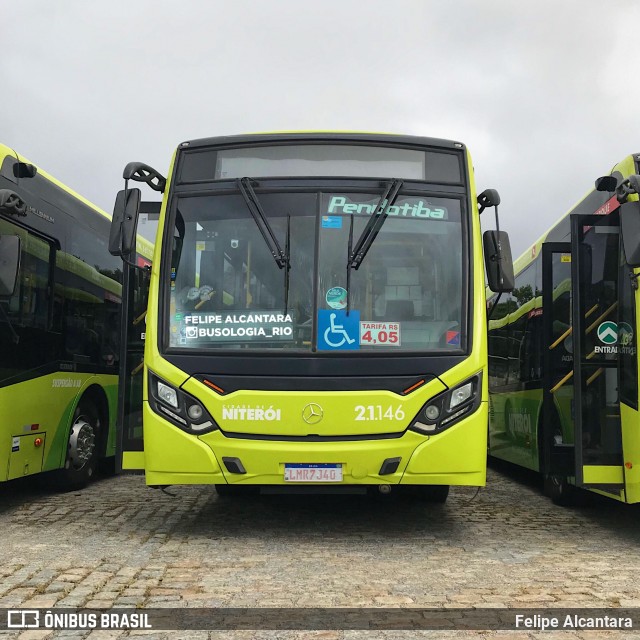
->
<box><xmin>236</xmin><ymin>177</ymin><xmax>291</xmax><ymax>312</ymax></box>
<box><xmin>346</xmin><ymin>178</ymin><xmax>403</xmax><ymax>313</ymax></box>
<box><xmin>347</xmin><ymin>178</ymin><xmax>403</xmax><ymax>270</ymax></box>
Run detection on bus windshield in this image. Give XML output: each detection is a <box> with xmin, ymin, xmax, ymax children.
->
<box><xmin>167</xmin><ymin>189</ymin><xmax>465</xmax><ymax>352</ymax></box>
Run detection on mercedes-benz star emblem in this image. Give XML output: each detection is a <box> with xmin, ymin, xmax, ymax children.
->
<box><xmin>302</xmin><ymin>403</ymin><xmax>324</xmax><ymax>425</ymax></box>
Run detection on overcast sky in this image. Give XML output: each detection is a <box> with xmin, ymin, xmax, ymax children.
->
<box><xmin>4</xmin><ymin>0</ymin><xmax>638</xmax><ymax>256</ymax></box>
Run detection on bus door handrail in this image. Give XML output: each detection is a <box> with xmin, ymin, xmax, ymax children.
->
<box><xmin>548</xmin><ymin>303</ymin><xmax>599</xmax><ymax>351</ymax></box>
<box><xmin>585</xmin><ymin>301</ymin><xmax>618</xmax><ymax>335</ymax></box>
<box><xmin>550</xmin><ymin>301</ymin><xmax>618</xmax><ymax>393</ymax></box>
<box><xmin>550</xmin><ymin>371</ymin><xmax>573</xmax><ymax>394</ymax></box>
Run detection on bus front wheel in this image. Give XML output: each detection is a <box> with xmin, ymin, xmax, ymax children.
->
<box><xmin>56</xmin><ymin>400</ymin><xmax>101</xmax><ymax>491</ymax></box>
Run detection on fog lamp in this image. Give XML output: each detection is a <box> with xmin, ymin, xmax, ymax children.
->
<box><xmin>424</xmin><ymin>405</ymin><xmax>440</xmax><ymax>421</ymax></box>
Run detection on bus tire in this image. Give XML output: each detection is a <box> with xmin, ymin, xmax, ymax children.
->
<box><xmin>55</xmin><ymin>399</ymin><xmax>102</xmax><ymax>491</ymax></box>
<box><xmin>543</xmin><ymin>475</ymin><xmax>576</xmax><ymax>506</ymax></box>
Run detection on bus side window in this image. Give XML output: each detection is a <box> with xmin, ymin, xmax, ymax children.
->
<box><xmin>488</xmin><ymin>292</ymin><xmax>513</xmax><ymax>390</ymax></box>
<box><xmin>517</xmin><ymin>312</ymin><xmax>542</xmax><ymax>383</ymax></box>
<box><xmin>488</xmin><ymin>329</ymin><xmax>509</xmax><ymax>389</ymax></box>
<box><xmin>507</xmin><ymin>311</ymin><xmax>527</xmax><ymax>387</ymax></box>
<box><xmin>508</xmin><ymin>263</ymin><xmax>538</xmax><ymax>387</ymax></box>
<box><xmin>64</xmin><ymin>218</ymin><xmax>122</xmax><ymax>366</ymax></box>
<box><xmin>7</xmin><ymin>232</ymin><xmax>53</xmax><ymax>330</ymax></box>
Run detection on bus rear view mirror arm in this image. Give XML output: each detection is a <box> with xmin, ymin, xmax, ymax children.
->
<box><xmin>599</xmin><ymin>173</ymin><xmax>640</xmax><ymax>271</ymax></box>
<box><xmin>110</xmin><ymin>162</ymin><xmax>166</xmax><ymax>266</ymax></box>
<box><xmin>123</xmin><ymin>162</ymin><xmax>166</xmax><ymax>193</ymax></box>
<box><xmin>0</xmin><ymin>189</ymin><xmax>28</xmax><ymax>217</ymax></box>
<box><xmin>477</xmin><ymin>188</ymin><xmax>514</xmax><ymax>294</ymax></box>
<box><xmin>596</xmin><ymin>173</ymin><xmax>640</xmax><ymax>203</ymax></box>
<box><xmin>477</xmin><ymin>188</ymin><xmax>500</xmax><ymax>215</ymax></box>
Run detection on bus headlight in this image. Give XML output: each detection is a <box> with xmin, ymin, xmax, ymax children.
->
<box><xmin>157</xmin><ymin>380</ymin><xmax>179</xmax><ymax>408</ymax></box>
<box><xmin>449</xmin><ymin>381</ymin><xmax>473</xmax><ymax>410</ymax></box>
<box><xmin>149</xmin><ymin>372</ymin><xmax>218</xmax><ymax>435</ymax></box>
<box><xmin>410</xmin><ymin>374</ymin><xmax>481</xmax><ymax>435</ymax></box>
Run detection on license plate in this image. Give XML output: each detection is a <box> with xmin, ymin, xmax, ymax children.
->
<box><xmin>284</xmin><ymin>464</ymin><xmax>343</xmax><ymax>482</ymax></box>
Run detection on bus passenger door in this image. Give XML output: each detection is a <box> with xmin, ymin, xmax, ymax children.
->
<box><xmin>570</xmin><ymin>213</ymin><xmax>624</xmax><ymax>494</ymax></box>
<box><xmin>541</xmin><ymin>242</ymin><xmax>575</xmax><ymax>480</ymax></box>
<box><xmin>116</xmin><ymin>261</ymin><xmax>151</xmax><ymax>472</ymax></box>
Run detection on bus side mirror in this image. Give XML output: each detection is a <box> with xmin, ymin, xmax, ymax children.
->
<box><xmin>0</xmin><ymin>235</ymin><xmax>21</xmax><ymax>297</ymax></box>
<box><xmin>109</xmin><ymin>188</ymin><xmax>141</xmax><ymax>258</ymax></box>
<box><xmin>620</xmin><ymin>200</ymin><xmax>640</xmax><ymax>267</ymax></box>
<box><xmin>484</xmin><ymin>230</ymin><xmax>515</xmax><ymax>293</ymax></box>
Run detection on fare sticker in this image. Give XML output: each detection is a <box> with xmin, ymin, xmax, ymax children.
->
<box><xmin>359</xmin><ymin>322</ymin><xmax>400</xmax><ymax>346</ymax></box>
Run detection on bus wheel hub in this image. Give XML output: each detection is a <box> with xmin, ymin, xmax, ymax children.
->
<box><xmin>69</xmin><ymin>419</ymin><xmax>95</xmax><ymax>467</ymax></box>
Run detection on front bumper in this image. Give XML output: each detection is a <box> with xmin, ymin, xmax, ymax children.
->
<box><xmin>141</xmin><ymin>401</ymin><xmax>488</xmax><ymax>487</ymax></box>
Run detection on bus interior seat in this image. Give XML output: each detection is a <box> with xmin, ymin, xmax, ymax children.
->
<box><xmin>384</xmin><ymin>299</ymin><xmax>415</xmax><ymax>320</ymax></box>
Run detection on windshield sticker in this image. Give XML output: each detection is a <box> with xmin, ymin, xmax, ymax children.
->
<box><xmin>327</xmin><ymin>195</ymin><xmax>448</xmax><ymax>220</ymax></box>
<box><xmin>619</xmin><ymin>322</ymin><xmax>636</xmax><ymax>356</ymax></box>
<box><xmin>181</xmin><ymin>311</ymin><xmax>294</xmax><ymax>342</ymax></box>
<box><xmin>360</xmin><ymin>322</ymin><xmax>401</xmax><ymax>346</ymax></box>
<box><xmin>322</xmin><ymin>215</ymin><xmax>343</xmax><ymax>229</ymax></box>
<box><xmin>595</xmin><ymin>321</ymin><xmax>618</xmax><ymax>354</ymax></box>
<box><xmin>325</xmin><ymin>286</ymin><xmax>348</xmax><ymax>310</ymax></box>
<box><xmin>446</xmin><ymin>330</ymin><xmax>460</xmax><ymax>346</ymax></box>
<box><xmin>317</xmin><ymin>310</ymin><xmax>360</xmax><ymax>350</ymax></box>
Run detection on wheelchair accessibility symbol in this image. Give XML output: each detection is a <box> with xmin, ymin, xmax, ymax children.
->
<box><xmin>324</xmin><ymin>313</ymin><xmax>355</xmax><ymax>347</ymax></box>
<box><xmin>317</xmin><ymin>309</ymin><xmax>360</xmax><ymax>350</ymax></box>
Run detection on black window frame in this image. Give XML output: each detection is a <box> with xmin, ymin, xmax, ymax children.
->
<box><xmin>176</xmin><ymin>139</ymin><xmax>465</xmax><ymax>187</ymax></box>
<box><xmin>160</xmin><ymin>137</ymin><xmax>476</xmax><ymax>380</ymax></box>
<box><xmin>161</xmin><ymin>178</ymin><xmax>471</xmax><ymax>358</ymax></box>
<box><xmin>0</xmin><ymin>154</ymin><xmax>124</xmax><ymax>387</ymax></box>
<box><xmin>618</xmin><ymin>236</ymin><xmax>638</xmax><ymax>409</ymax></box>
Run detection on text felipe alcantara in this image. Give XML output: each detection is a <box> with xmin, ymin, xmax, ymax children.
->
<box><xmin>516</xmin><ymin>614</ymin><xmax>632</xmax><ymax>630</ymax></box>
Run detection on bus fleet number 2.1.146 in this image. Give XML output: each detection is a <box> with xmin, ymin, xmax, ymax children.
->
<box><xmin>354</xmin><ymin>405</ymin><xmax>406</xmax><ymax>421</ymax></box>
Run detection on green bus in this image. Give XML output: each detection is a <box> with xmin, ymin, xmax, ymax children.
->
<box><xmin>109</xmin><ymin>132</ymin><xmax>513</xmax><ymax>501</ymax></box>
<box><xmin>0</xmin><ymin>144</ymin><xmax>153</xmax><ymax>489</ymax></box>
<box><xmin>488</xmin><ymin>153</ymin><xmax>640</xmax><ymax>505</ymax></box>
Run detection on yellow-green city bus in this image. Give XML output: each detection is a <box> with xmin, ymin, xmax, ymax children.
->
<box><xmin>488</xmin><ymin>153</ymin><xmax>640</xmax><ymax>505</ymax></box>
<box><xmin>109</xmin><ymin>132</ymin><xmax>513</xmax><ymax>501</ymax></box>
<box><xmin>0</xmin><ymin>144</ymin><xmax>153</xmax><ymax>489</ymax></box>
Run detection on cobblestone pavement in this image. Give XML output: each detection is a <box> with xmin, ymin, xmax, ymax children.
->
<box><xmin>1</xmin><ymin>463</ymin><xmax>639</xmax><ymax>640</ymax></box>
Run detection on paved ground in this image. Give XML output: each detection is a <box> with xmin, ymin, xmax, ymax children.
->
<box><xmin>1</xmin><ymin>463</ymin><xmax>639</xmax><ymax>639</ymax></box>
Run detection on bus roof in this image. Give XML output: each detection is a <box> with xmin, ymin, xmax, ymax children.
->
<box><xmin>0</xmin><ymin>143</ymin><xmax>112</xmax><ymax>222</ymax></box>
<box><xmin>177</xmin><ymin>131</ymin><xmax>467</xmax><ymax>152</ymax></box>
<box><xmin>511</xmin><ymin>153</ymin><xmax>640</xmax><ymax>277</ymax></box>
<box><xmin>0</xmin><ymin>142</ymin><xmax>154</xmax><ymax>259</ymax></box>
